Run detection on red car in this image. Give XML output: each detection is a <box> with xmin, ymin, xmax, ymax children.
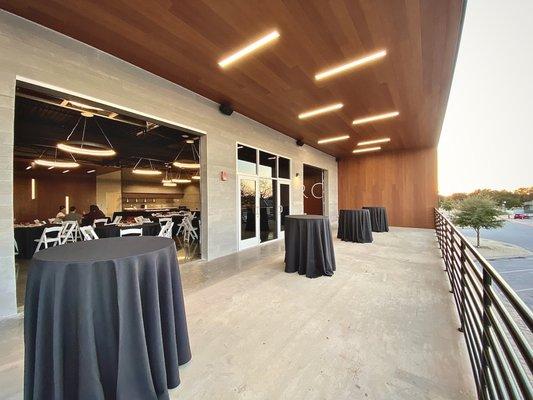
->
<box><xmin>514</xmin><ymin>213</ymin><xmax>529</xmax><ymax>219</ymax></box>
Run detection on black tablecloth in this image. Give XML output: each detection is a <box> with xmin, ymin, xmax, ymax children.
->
<box><xmin>338</xmin><ymin>209</ymin><xmax>373</xmax><ymax>243</ymax></box>
<box><xmin>14</xmin><ymin>224</ymin><xmax>58</xmax><ymax>259</ymax></box>
<box><xmin>363</xmin><ymin>206</ymin><xmax>389</xmax><ymax>232</ymax></box>
<box><xmin>284</xmin><ymin>215</ymin><xmax>336</xmax><ymax>278</ymax></box>
<box><xmin>24</xmin><ymin>237</ymin><xmax>191</xmax><ymax>400</ymax></box>
<box><xmin>94</xmin><ymin>222</ymin><xmax>160</xmax><ymax>238</ymax></box>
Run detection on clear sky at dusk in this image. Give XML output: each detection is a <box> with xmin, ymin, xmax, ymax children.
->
<box><xmin>438</xmin><ymin>0</ymin><xmax>532</xmax><ymax>195</ymax></box>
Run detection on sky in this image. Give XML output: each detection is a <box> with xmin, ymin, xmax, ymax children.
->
<box><xmin>438</xmin><ymin>0</ymin><xmax>533</xmax><ymax>195</ymax></box>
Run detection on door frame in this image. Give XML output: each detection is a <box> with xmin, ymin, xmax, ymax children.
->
<box><xmin>238</xmin><ymin>175</ymin><xmax>260</xmax><ymax>250</ymax></box>
<box><xmin>277</xmin><ymin>180</ymin><xmax>291</xmax><ymax>239</ymax></box>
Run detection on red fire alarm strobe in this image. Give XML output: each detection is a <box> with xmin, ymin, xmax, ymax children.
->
<box><xmin>220</xmin><ymin>171</ymin><xmax>228</xmax><ymax>181</ymax></box>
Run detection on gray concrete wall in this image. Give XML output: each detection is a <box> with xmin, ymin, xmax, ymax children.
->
<box><xmin>0</xmin><ymin>11</ymin><xmax>338</xmax><ymax>318</ymax></box>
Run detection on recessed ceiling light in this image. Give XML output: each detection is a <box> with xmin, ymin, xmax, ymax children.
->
<box><xmin>317</xmin><ymin>135</ymin><xmax>350</xmax><ymax>144</ymax></box>
<box><xmin>25</xmin><ymin>165</ymin><xmax>32</xmax><ymax>170</ymax></box>
<box><xmin>353</xmin><ymin>146</ymin><xmax>381</xmax><ymax>154</ymax></box>
<box><xmin>315</xmin><ymin>49</ymin><xmax>387</xmax><ymax>81</ymax></box>
<box><xmin>218</xmin><ymin>30</ymin><xmax>280</xmax><ymax>68</ymax></box>
<box><xmin>62</xmin><ymin>170</ymin><xmax>70</xmax><ymax>174</ymax></box>
<box><xmin>352</xmin><ymin>111</ymin><xmax>399</xmax><ymax>126</ymax></box>
<box><xmin>298</xmin><ymin>103</ymin><xmax>343</xmax><ymax>120</ymax></box>
<box><xmin>182</xmin><ymin>134</ymin><xmax>189</xmax><ymax>138</ymax></box>
<box><xmin>87</xmin><ymin>169</ymin><xmax>96</xmax><ymax>174</ymax></box>
<box><xmin>48</xmin><ymin>166</ymin><xmax>54</xmax><ymax>170</ymax></box>
<box><xmin>357</xmin><ymin>138</ymin><xmax>391</xmax><ymax>146</ymax></box>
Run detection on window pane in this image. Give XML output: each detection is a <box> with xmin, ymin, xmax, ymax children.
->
<box><xmin>259</xmin><ymin>151</ymin><xmax>277</xmax><ymax>178</ymax></box>
<box><xmin>278</xmin><ymin>157</ymin><xmax>290</xmax><ymax>179</ymax></box>
<box><xmin>238</xmin><ymin>145</ymin><xmax>257</xmax><ymax>175</ymax></box>
<box><xmin>240</xmin><ymin>179</ymin><xmax>256</xmax><ymax>240</ymax></box>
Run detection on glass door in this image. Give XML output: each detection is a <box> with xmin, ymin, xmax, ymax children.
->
<box><xmin>278</xmin><ymin>181</ymin><xmax>290</xmax><ymax>238</ymax></box>
<box><xmin>239</xmin><ymin>176</ymin><xmax>259</xmax><ymax>249</ymax></box>
<box><xmin>259</xmin><ymin>178</ymin><xmax>277</xmax><ymax>243</ymax></box>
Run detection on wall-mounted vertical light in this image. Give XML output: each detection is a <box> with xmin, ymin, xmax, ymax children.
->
<box><xmin>65</xmin><ymin>195</ymin><xmax>70</xmax><ymax>211</ymax></box>
<box><xmin>31</xmin><ymin>179</ymin><xmax>36</xmax><ymax>200</ymax></box>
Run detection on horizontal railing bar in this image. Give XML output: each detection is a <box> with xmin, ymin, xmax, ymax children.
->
<box><xmin>434</xmin><ymin>209</ymin><xmax>533</xmax><ymax>400</ymax></box>
<box><xmin>438</xmin><ymin>211</ymin><xmax>533</xmax><ymax>325</ymax></box>
<box><xmin>486</xmin><ymin>308</ymin><xmax>533</xmax><ymax>397</ymax></box>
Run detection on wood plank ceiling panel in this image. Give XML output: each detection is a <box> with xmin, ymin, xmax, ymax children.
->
<box><xmin>0</xmin><ymin>0</ymin><xmax>465</xmax><ymax>158</ymax></box>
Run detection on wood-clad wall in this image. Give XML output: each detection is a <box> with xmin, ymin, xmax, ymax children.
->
<box><xmin>338</xmin><ymin>147</ymin><xmax>438</xmax><ymax>229</ymax></box>
<box><xmin>14</xmin><ymin>171</ymin><xmax>96</xmax><ymax>222</ymax></box>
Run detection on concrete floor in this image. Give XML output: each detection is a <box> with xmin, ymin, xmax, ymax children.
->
<box><xmin>0</xmin><ymin>227</ymin><xmax>476</xmax><ymax>399</ymax></box>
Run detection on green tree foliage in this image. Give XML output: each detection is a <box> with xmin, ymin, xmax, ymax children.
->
<box><xmin>440</xmin><ymin>198</ymin><xmax>455</xmax><ymax>211</ymax></box>
<box><xmin>452</xmin><ymin>195</ymin><xmax>504</xmax><ymax>247</ymax></box>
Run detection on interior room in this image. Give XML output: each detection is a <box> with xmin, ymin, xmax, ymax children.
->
<box><xmin>13</xmin><ymin>84</ymin><xmax>202</xmax><ymax>307</ymax></box>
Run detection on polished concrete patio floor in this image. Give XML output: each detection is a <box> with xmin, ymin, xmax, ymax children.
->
<box><xmin>0</xmin><ymin>227</ymin><xmax>476</xmax><ymax>399</ymax></box>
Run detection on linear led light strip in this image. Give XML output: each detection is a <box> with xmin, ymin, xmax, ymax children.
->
<box><xmin>298</xmin><ymin>103</ymin><xmax>343</xmax><ymax>120</ymax></box>
<box><xmin>352</xmin><ymin>111</ymin><xmax>399</xmax><ymax>126</ymax></box>
<box><xmin>315</xmin><ymin>50</ymin><xmax>387</xmax><ymax>81</ymax></box>
<box><xmin>218</xmin><ymin>30</ymin><xmax>280</xmax><ymax>68</ymax></box>
<box><xmin>317</xmin><ymin>135</ymin><xmax>350</xmax><ymax>144</ymax></box>
<box><xmin>353</xmin><ymin>146</ymin><xmax>381</xmax><ymax>154</ymax></box>
<box><xmin>357</xmin><ymin>138</ymin><xmax>390</xmax><ymax>146</ymax></box>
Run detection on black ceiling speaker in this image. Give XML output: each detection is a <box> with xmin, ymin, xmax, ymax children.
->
<box><xmin>296</xmin><ymin>139</ymin><xmax>304</xmax><ymax>147</ymax></box>
<box><xmin>219</xmin><ymin>102</ymin><xmax>234</xmax><ymax>116</ymax></box>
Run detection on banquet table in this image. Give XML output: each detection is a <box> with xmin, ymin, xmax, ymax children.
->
<box><xmin>284</xmin><ymin>215</ymin><xmax>336</xmax><ymax>278</ymax></box>
<box><xmin>94</xmin><ymin>222</ymin><xmax>160</xmax><ymax>238</ymax></box>
<box><xmin>363</xmin><ymin>206</ymin><xmax>389</xmax><ymax>232</ymax></box>
<box><xmin>337</xmin><ymin>209</ymin><xmax>373</xmax><ymax>243</ymax></box>
<box><xmin>24</xmin><ymin>237</ymin><xmax>191</xmax><ymax>400</ymax></box>
<box><xmin>14</xmin><ymin>224</ymin><xmax>59</xmax><ymax>259</ymax></box>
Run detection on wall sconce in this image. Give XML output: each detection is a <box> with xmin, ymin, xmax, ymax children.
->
<box><xmin>31</xmin><ymin>178</ymin><xmax>36</xmax><ymax>200</ymax></box>
<box><xmin>65</xmin><ymin>195</ymin><xmax>70</xmax><ymax>211</ymax></box>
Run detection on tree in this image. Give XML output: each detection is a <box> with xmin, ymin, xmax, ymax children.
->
<box><xmin>452</xmin><ymin>195</ymin><xmax>504</xmax><ymax>247</ymax></box>
<box><xmin>440</xmin><ymin>198</ymin><xmax>455</xmax><ymax>211</ymax></box>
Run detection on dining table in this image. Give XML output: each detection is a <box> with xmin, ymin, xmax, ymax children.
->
<box><xmin>94</xmin><ymin>222</ymin><xmax>160</xmax><ymax>238</ymax></box>
<box><xmin>363</xmin><ymin>206</ymin><xmax>389</xmax><ymax>232</ymax></box>
<box><xmin>24</xmin><ymin>237</ymin><xmax>191</xmax><ymax>399</ymax></box>
<box><xmin>337</xmin><ymin>209</ymin><xmax>373</xmax><ymax>243</ymax></box>
<box><xmin>284</xmin><ymin>215</ymin><xmax>336</xmax><ymax>278</ymax></box>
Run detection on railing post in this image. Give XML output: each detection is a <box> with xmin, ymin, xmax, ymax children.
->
<box><xmin>459</xmin><ymin>240</ymin><xmax>466</xmax><ymax>332</ymax></box>
<box><xmin>480</xmin><ymin>268</ymin><xmax>492</xmax><ymax>397</ymax></box>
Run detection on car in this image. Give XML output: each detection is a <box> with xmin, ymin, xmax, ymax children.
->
<box><xmin>514</xmin><ymin>213</ymin><xmax>529</xmax><ymax>219</ymax></box>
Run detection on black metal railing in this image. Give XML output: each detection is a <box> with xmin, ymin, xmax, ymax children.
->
<box><xmin>434</xmin><ymin>209</ymin><xmax>532</xmax><ymax>400</ymax></box>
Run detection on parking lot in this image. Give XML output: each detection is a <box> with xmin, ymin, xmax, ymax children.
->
<box><xmin>460</xmin><ymin>220</ymin><xmax>533</xmax><ymax>309</ymax></box>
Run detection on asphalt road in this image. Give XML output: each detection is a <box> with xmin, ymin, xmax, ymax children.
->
<box><xmin>459</xmin><ymin>220</ymin><xmax>533</xmax><ymax>309</ymax></box>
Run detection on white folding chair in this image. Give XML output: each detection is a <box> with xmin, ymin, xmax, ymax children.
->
<box><xmin>59</xmin><ymin>221</ymin><xmax>78</xmax><ymax>244</ymax></box>
<box><xmin>80</xmin><ymin>226</ymin><xmax>99</xmax><ymax>240</ymax></box>
<box><xmin>120</xmin><ymin>228</ymin><xmax>143</xmax><ymax>237</ymax></box>
<box><xmin>158</xmin><ymin>221</ymin><xmax>174</xmax><ymax>238</ymax></box>
<box><xmin>93</xmin><ymin>218</ymin><xmax>108</xmax><ymax>228</ymax></box>
<box><xmin>34</xmin><ymin>226</ymin><xmax>62</xmax><ymax>253</ymax></box>
<box><xmin>14</xmin><ymin>238</ymin><xmax>19</xmax><ymax>255</ymax></box>
<box><xmin>110</xmin><ymin>215</ymin><xmax>122</xmax><ymax>224</ymax></box>
<box><xmin>158</xmin><ymin>217</ymin><xmax>172</xmax><ymax>228</ymax></box>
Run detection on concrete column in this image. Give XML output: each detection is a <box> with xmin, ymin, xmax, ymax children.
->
<box><xmin>0</xmin><ymin>73</ymin><xmax>17</xmax><ymax>318</ymax></box>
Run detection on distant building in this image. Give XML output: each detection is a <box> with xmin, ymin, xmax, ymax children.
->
<box><xmin>524</xmin><ymin>200</ymin><xmax>533</xmax><ymax>214</ymax></box>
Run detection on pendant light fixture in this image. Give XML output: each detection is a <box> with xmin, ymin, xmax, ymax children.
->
<box><xmin>33</xmin><ymin>148</ymin><xmax>80</xmax><ymax>169</ymax></box>
<box><xmin>161</xmin><ymin>166</ymin><xmax>175</xmax><ymax>184</ymax></box>
<box><xmin>172</xmin><ymin>139</ymin><xmax>200</xmax><ymax>169</ymax></box>
<box><xmin>132</xmin><ymin>158</ymin><xmax>162</xmax><ymax>175</ymax></box>
<box><xmin>57</xmin><ymin>114</ymin><xmax>116</xmax><ymax>157</ymax></box>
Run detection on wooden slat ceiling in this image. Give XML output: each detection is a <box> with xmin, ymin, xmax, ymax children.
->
<box><xmin>1</xmin><ymin>0</ymin><xmax>465</xmax><ymax>158</ymax></box>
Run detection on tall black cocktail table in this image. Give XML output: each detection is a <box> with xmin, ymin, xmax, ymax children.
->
<box><xmin>24</xmin><ymin>237</ymin><xmax>191</xmax><ymax>400</ymax></box>
<box><xmin>284</xmin><ymin>215</ymin><xmax>336</xmax><ymax>278</ymax></box>
<box><xmin>363</xmin><ymin>206</ymin><xmax>389</xmax><ymax>232</ymax></box>
<box><xmin>338</xmin><ymin>209</ymin><xmax>373</xmax><ymax>243</ymax></box>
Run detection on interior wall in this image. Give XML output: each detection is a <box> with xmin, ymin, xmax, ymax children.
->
<box><xmin>96</xmin><ymin>170</ymin><xmax>121</xmax><ymax>217</ymax></box>
<box><xmin>0</xmin><ymin>11</ymin><xmax>338</xmax><ymax>317</ymax></box>
<box><xmin>338</xmin><ymin>147</ymin><xmax>438</xmax><ymax>228</ymax></box>
<box><xmin>14</xmin><ymin>170</ymin><xmax>96</xmax><ymax>223</ymax></box>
